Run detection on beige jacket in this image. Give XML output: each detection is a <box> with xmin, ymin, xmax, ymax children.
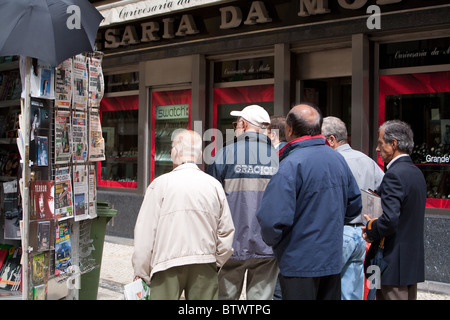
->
<box><xmin>132</xmin><ymin>163</ymin><xmax>235</xmax><ymax>283</ymax></box>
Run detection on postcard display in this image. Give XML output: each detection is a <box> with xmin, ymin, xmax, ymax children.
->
<box><xmin>0</xmin><ymin>54</ymin><xmax>105</xmax><ymax>300</ymax></box>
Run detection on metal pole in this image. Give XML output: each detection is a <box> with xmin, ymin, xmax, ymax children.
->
<box><xmin>21</xmin><ymin>56</ymin><xmax>31</xmax><ymax>300</ymax></box>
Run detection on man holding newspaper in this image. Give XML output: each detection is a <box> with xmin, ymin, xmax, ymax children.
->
<box><xmin>362</xmin><ymin>120</ymin><xmax>427</xmax><ymax>300</ymax></box>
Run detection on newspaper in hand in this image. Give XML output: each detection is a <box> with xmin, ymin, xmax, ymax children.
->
<box><xmin>360</xmin><ymin>189</ymin><xmax>383</xmax><ymax>223</ymax></box>
<box><xmin>124</xmin><ymin>279</ymin><xmax>150</xmax><ymax>300</ymax></box>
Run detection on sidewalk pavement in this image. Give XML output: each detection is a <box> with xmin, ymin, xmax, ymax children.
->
<box><xmin>97</xmin><ymin>238</ymin><xmax>450</xmax><ymax>300</ymax></box>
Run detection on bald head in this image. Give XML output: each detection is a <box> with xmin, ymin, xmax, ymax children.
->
<box><xmin>285</xmin><ymin>103</ymin><xmax>323</xmax><ymax>141</ymax></box>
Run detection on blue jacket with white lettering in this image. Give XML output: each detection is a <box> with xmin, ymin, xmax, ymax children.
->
<box><xmin>207</xmin><ymin>132</ymin><xmax>279</xmax><ymax>260</ymax></box>
<box><xmin>257</xmin><ymin>136</ymin><xmax>362</xmax><ymax>277</ymax></box>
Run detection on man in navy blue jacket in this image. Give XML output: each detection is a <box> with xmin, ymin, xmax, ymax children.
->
<box><xmin>362</xmin><ymin>120</ymin><xmax>426</xmax><ymax>300</ymax></box>
<box><xmin>257</xmin><ymin>103</ymin><xmax>362</xmax><ymax>300</ymax></box>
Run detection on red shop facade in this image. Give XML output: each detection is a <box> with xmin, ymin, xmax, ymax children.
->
<box><xmin>92</xmin><ymin>0</ymin><xmax>450</xmax><ymax>285</ymax></box>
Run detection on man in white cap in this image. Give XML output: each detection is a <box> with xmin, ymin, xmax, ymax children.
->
<box><xmin>208</xmin><ymin>104</ymin><xmax>279</xmax><ymax>300</ymax></box>
<box><xmin>230</xmin><ymin>104</ymin><xmax>271</xmax><ymax>137</ymax></box>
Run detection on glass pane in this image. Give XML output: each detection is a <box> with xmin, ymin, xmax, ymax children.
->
<box><xmin>385</xmin><ymin>92</ymin><xmax>450</xmax><ymax>199</ymax></box>
<box><xmin>152</xmin><ymin>90</ymin><xmax>191</xmax><ymax>180</ymax></box>
<box><xmin>104</xmin><ymin>72</ymin><xmax>139</xmax><ymax>93</ymax></box>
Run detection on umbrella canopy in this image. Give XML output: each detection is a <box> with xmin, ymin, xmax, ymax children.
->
<box><xmin>0</xmin><ymin>0</ymin><xmax>103</xmax><ymax>66</ymax></box>
<box><xmin>365</xmin><ymin>237</ymin><xmax>387</xmax><ymax>300</ymax></box>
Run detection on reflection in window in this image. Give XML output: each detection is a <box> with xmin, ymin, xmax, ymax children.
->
<box><xmin>385</xmin><ymin>92</ymin><xmax>450</xmax><ymax>199</ymax></box>
<box><xmin>104</xmin><ymin>72</ymin><xmax>139</xmax><ymax>93</ymax></box>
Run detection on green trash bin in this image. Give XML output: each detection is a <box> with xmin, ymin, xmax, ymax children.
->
<box><xmin>79</xmin><ymin>201</ymin><xmax>117</xmax><ymax>300</ymax></box>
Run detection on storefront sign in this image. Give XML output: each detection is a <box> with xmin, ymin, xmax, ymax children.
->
<box><xmin>155</xmin><ymin>104</ymin><xmax>189</xmax><ymax>120</ymax></box>
<box><xmin>98</xmin><ymin>0</ymin><xmax>224</xmax><ymax>26</ymax></box>
<box><xmin>380</xmin><ymin>37</ymin><xmax>450</xmax><ymax>69</ymax></box>
<box><xmin>214</xmin><ymin>56</ymin><xmax>274</xmax><ymax>82</ymax></box>
<box><xmin>96</xmin><ymin>0</ymin><xmax>448</xmax><ymax>52</ymax></box>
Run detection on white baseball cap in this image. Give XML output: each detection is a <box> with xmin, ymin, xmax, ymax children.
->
<box><xmin>230</xmin><ymin>105</ymin><xmax>271</xmax><ymax>128</ymax></box>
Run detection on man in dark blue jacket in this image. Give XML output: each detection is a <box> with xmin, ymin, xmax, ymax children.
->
<box><xmin>257</xmin><ymin>103</ymin><xmax>362</xmax><ymax>300</ymax></box>
<box><xmin>362</xmin><ymin>120</ymin><xmax>426</xmax><ymax>300</ymax></box>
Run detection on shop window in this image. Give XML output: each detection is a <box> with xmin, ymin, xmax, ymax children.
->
<box><xmin>213</xmin><ymin>85</ymin><xmax>274</xmax><ymax>132</ymax></box>
<box><xmin>98</xmin><ymin>95</ymin><xmax>139</xmax><ymax>188</ymax></box>
<box><xmin>379</xmin><ymin>71</ymin><xmax>450</xmax><ymax>209</ymax></box>
<box><xmin>208</xmin><ymin>85</ymin><xmax>274</xmax><ymax>160</ymax></box>
<box><xmin>151</xmin><ymin>89</ymin><xmax>191</xmax><ymax>180</ymax></box>
<box><xmin>104</xmin><ymin>72</ymin><xmax>139</xmax><ymax>93</ymax></box>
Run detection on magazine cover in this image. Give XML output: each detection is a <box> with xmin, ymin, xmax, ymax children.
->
<box><xmin>0</xmin><ymin>246</ymin><xmax>22</xmax><ymax>291</ymax></box>
<box><xmin>33</xmin><ymin>284</ymin><xmax>47</xmax><ymax>300</ymax></box>
<box><xmin>28</xmin><ymin>220</ymin><xmax>54</xmax><ymax>253</ymax></box>
<box><xmin>54</xmin><ymin>167</ymin><xmax>73</xmax><ymax>220</ymax></box>
<box><xmin>3</xmin><ymin>179</ymin><xmax>21</xmax><ymax>240</ymax></box>
<box><xmin>36</xmin><ymin>135</ymin><xmax>49</xmax><ymax>166</ymax></box>
<box><xmin>0</xmin><ymin>244</ymin><xmax>13</xmax><ymax>271</ymax></box>
<box><xmin>37</xmin><ymin>221</ymin><xmax>51</xmax><ymax>252</ymax></box>
<box><xmin>30</xmin><ymin>180</ymin><xmax>54</xmax><ymax>220</ymax></box>
<box><xmin>30</xmin><ymin>98</ymin><xmax>51</xmax><ymax>177</ymax></box>
<box><xmin>27</xmin><ymin>59</ymin><xmax>55</xmax><ymax>100</ymax></box>
<box><xmin>55</xmin><ymin>220</ymin><xmax>72</xmax><ymax>275</ymax></box>
<box><xmin>31</xmin><ymin>251</ymin><xmax>49</xmax><ymax>285</ymax></box>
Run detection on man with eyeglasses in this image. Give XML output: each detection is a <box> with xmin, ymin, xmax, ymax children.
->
<box><xmin>207</xmin><ymin>104</ymin><xmax>279</xmax><ymax>300</ymax></box>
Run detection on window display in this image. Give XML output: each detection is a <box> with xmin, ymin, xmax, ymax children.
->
<box><xmin>151</xmin><ymin>89</ymin><xmax>191</xmax><ymax>180</ymax></box>
<box><xmin>99</xmin><ymin>95</ymin><xmax>138</xmax><ymax>188</ymax></box>
<box><xmin>379</xmin><ymin>71</ymin><xmax>450</xmax><ymax>209</ymax></box>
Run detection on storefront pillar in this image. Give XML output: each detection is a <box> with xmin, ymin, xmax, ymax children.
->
<box><xmin>274</xmin><ymin>43</ymin><xmax>291</xmax><ymax>115</ymax></box>
<box><xmin>351</xmin><ymin>33</ymin><xmax>372</xmax><ymax>155</ymax></box>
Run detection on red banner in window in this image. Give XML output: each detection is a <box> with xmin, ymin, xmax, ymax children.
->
<box><xmin>98</xmin><ymin>95</ymin><xmax>139</xmax><ymax>189</ymax></box>
<box><xmin>213</xmin><ymin>85</ymin><xmax>274</xmax><ymax>128</ymax></box>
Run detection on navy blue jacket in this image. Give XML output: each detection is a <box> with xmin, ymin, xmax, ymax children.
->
<box><xmin>207</xmin><ymin>132</ymin><xmax>279</xmax><ymax>260</ymax></box>
<box><xmin>257</xmin><ymin>136</ymin><xmax>362</xmax><ymax>277</ymax></box>
<box><xmin>365</xmin><ymin>156</ymin><xmax>426</xmax><ymax>286</ymax></box>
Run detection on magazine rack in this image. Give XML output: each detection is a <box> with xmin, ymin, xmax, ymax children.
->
<box><xmin>0</xmin><ymin>53</ymin><xmax>106</xmax><ymax>300</ymax></box>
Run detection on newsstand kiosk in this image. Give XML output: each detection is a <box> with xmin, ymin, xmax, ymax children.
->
<box><xmin>0</xmin><ymin>53</ymin><xmax>110</xmax><ymax>300</ymax></box>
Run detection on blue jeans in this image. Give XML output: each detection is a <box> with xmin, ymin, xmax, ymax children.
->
<box><xmin>341</xmin><ymin>224</ymin><xmax>366</xmax><ymax>300</ymax></box>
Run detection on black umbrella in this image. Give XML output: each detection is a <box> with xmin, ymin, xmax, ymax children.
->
<box><xmin>0</xmin><ymin>0</ymin><xmax>103</xmax><ymax>66</ymax></box>
<box><xmin>365</xmin><ymin>237</ymin><xmax>387</xmax><ymax>300</ymax></box>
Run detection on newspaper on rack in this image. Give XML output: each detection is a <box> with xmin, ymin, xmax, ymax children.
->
<box><xmin>55</xmin><ymin>58</ymin><xmax>72</xmax><ymax>108</ymax></box>
<box><xmin>73</xmin><ymin>163</ymin><xmax>89</xmax><ymax>221</ymax></box>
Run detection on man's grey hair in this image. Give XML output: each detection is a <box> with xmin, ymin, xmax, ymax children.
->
<box><xmin>379</xmin><ymin>120</ymin><xmax>414</xmax><ymax>154</ymax></box>
<box><xmin>171</xmin><ymin>129</ymin><xmax>203</xmax><ymax>162</ymax></box>
<box><xmin>321</xmin><ymin>116</ymin><xmax>348</xmax><ymax>143</ymax></box>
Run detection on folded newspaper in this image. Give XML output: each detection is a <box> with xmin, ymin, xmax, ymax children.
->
<box><xmin>360</xmin><ymin>189</ymin><xmax>383</xmax><ymax>222</ymax></box>
<box><xmin>124</xmin><ymin>279</ymin><xmax>150</xmax><ymax>300</ymax></box>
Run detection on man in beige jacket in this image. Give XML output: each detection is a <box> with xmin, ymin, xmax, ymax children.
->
<box><xmin>132</xmin><ymin>129</ymin><xmax>235</xmax><ymax>300</ymax></box>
